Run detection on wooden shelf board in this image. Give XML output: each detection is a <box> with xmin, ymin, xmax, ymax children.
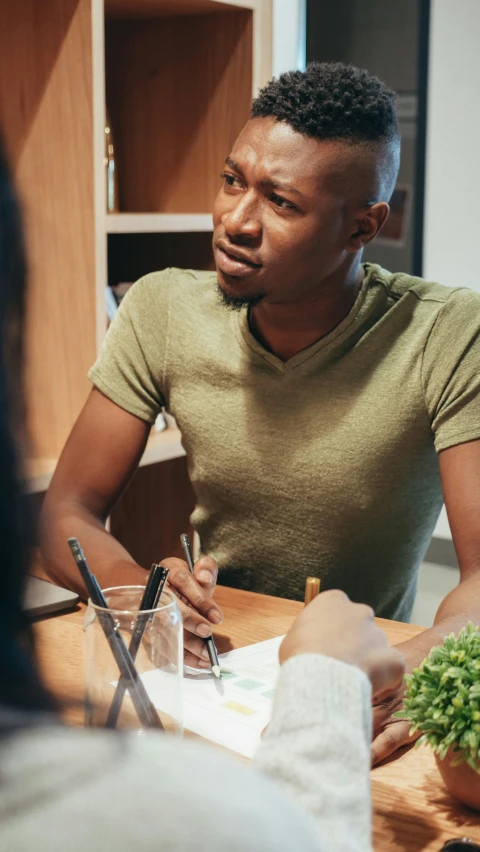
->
<box><xmin>26</xmin><ymin>427</ymin><xmax>185</xmax><ymax>494</ymax></box>
<box><xmin>139</xmin><ymin>426</ymin><xmax>186</xmax><ymax>468</ymax></box>
<box><xmin>106</xmin><ymin>213</ymin><xmax>213</xmax><ymax>234</ymax></box>
<box><xmin>26</xmin><ymin>459</ymin><xmax>58</xmax><ymax>495</ymax></box>
<box><xmin>105</xmin><ymin>0</ymin><xmax>255</xmax><ymax>20</ymax></box>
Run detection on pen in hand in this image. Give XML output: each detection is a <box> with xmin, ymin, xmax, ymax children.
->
<box><xmin>180</xmin><ymin>533</ymin><xmax>221</xmax><ymax>679</ymax></box>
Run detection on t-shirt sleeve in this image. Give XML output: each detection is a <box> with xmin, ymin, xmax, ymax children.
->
<box><xmin>88</xmin><ymin>271</ymin><xmax>171</xmax><ymax>424</ymax></box>
<box><xmin>422</xmin><ymin>287</ymin><xmax>480</xmax><ymax>452</ymax></box>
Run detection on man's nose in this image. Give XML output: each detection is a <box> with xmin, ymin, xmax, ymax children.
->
<box><xmin>222</xmin><ymin>193</ymin><xmax>261</xmax><ymax>241</ymax></box>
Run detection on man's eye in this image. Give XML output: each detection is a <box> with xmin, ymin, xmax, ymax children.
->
<box><xmin>220</xmin><ymin>173</ymin><xmax>241</xmax><ymax>188</ymax></box>
<box><xmin>271</xmin><ymin>193</ymin><xmax>295</xmax><ymax>210</ymax></box>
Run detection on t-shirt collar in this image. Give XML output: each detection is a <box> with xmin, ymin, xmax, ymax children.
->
<box><xmin>233</xmin><ymin>263</ymin><xmax>383</xmax><ymax>374</ymax></box>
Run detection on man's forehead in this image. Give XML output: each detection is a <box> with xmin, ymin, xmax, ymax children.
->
<box><xmin>228</xmin><ymin>118</ymin><xmax>371</xmax><ymax>188</ymax></box>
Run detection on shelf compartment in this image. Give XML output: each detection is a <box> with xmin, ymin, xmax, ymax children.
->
<box><xmin>105</xmin><ymin>8</ymin><xmax>253</xmax><ymax>213</ymax></box>
<box><xmin>108</xmin><ymin>231</ymin><xmax>214</xmax><ymax>287</ymax></box>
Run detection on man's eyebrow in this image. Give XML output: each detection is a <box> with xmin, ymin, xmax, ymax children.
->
<box><xmin>224</xmin><ymin>158</ymin><xmax>302</xmax><ymax>197</ymax></box>
<box><xmin>260</xmin><ymin>178</ymin><xmax>302</xmax><ymax>197</ymax></box>
<box><xmin>225</xmin><ymin>157</ymin><xmax>242</xmax><ymax>173</ymax></box>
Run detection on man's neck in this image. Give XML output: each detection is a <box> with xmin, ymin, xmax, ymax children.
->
<box><xmin>249</xmin><ymin>261</ymin><xmax>364</xmax><ymax>362</ymax></box>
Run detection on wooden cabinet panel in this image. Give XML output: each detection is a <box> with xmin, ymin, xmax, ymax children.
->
<box><xmin>110</xmin><ymin>456</ymin><xmax>196</xmax><ymax>567</ymax></box>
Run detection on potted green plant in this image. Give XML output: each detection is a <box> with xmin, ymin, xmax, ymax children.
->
<box><xmin>396</xmin><ymin>622</ymin><xmax>480</xmax><ymax>810</ymax></box>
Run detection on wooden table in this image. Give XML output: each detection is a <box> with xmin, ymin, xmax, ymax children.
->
<box><xmin>34</xmin><ymin>585</ymin><xmax>480</xmax><ymax>851</ymax></box>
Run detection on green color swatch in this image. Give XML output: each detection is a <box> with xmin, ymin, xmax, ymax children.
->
<box><xmin>235</xmin><ymin>678</ymin><xmax>262</xmax><ymax>691</ymax></box>
<box><xmin>220</xmin><ymin>670</ymin><xmax>237</xmax><ymax>681</ymax></box>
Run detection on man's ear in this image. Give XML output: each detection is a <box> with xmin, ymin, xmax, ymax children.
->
<box><xmin>347</xmin><ymin>202</ymin><xmax>390</xmax><ymax>252</ymax></box>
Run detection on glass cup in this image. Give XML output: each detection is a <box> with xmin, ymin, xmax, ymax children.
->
<box><xmin>83</xmin><ymin>585</ymin><xmax>183</xmax><ymax>734</ymax></box>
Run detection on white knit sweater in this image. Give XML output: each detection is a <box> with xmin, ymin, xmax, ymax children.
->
<box><xmin>0</xmin><ymin>654</ymin><xmax>372</xmax><ymax>851</ymax></box>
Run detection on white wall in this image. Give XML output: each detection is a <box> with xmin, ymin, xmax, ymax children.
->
<box><xmin>423</xmin><ymin>0</ymin><xmax>480</xmax><ymax>293</ymax></box>
<box><xmin>424</xmin><ymin>1</ymin><xmax>480</xmax><ymax>539</ymax></box>
<box><xmin>272</xmin><ymin>0</ymin><xmax>306</xmax><ymax>77</ymax></box>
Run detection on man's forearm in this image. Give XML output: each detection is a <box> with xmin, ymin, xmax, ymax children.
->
<box><xmin>397</xmin><ymin>571</ymin><xmax>480</xmax><ymax>670</ymax></box>
<box><xmin>370</xmin><ymin>572</ymin><xmax>480</xmax><ymax>764</ymax></box>
<box><xmin>40</xmin><ymin>498</ymin><xmax>147</xmax><ymax>597</ymax></box>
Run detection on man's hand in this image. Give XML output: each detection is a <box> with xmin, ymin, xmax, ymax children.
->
<box><xmin>280</xmin><ymin>590</ymin><xmax>405</xmax><ymax>702</ymax></box>
<box><xmin>371</xmin><ymin>687</ymin><xmax>418</xmax><ymax>766</ymax></box>
<box><xmin>162</xmin><ymin>555</ymin><xmax>223</xmax><ymax>668</ymax></box>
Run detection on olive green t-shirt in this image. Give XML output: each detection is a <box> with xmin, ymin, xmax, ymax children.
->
<box><xmin>89</xmin><ymin>264</ymin><xmax>480</xmax><ymax>621</ymax></box>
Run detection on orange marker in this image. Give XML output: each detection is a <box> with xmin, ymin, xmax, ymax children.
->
<box><xmin>304</xmin><ymin>576</ymin><xmax>321</xmax><ymax>605</ymax></box>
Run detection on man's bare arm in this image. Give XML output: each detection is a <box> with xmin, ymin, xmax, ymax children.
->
<box><xmin>40</xmin><ymin>388</ymin><xmax>223</xmax><ymax>667</ymax></box>
<box><xmin>371</xmin><ymin>439</ymin><xmax>480</xmax><ymax>764</ymax></box>
<box><xmin>40</xmin><ymin>388</ymin><xmax>152</xmax><ymax>595</ymax></box>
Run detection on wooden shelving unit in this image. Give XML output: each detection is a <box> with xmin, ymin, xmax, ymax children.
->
<box><xmin>106</xmin><ymin>213</ymin><xmax>213</xmax><ymax>233</ymax></box>
<box><xmin>27</xmin><ymin>425</ymin><xmax>185</xmax><ymax>494</ymax></box>
<box><xmin>0</xmin><ymin>0</ymin><xmax>271</xmax><ymax>561</ymax></box>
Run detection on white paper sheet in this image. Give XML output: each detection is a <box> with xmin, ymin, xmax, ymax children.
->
<box><xmin>142</xmin><ymin>635</ymin><xmax>284</xmax><ymax>757</ymax></box>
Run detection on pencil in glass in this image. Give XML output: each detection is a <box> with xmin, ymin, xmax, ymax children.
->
<box><xmin>67</xmin><ymin>538</ymin><xmax>163</xmax><ymax>729</ymax></box>
<box><xmin>106</xmin><ymin>563</ymin><xmax>167</xmax><ymax>728</ymax></box>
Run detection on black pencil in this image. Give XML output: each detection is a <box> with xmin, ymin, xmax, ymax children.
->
<box><xmin>105</xmin><ymin>563</ymin><xmax>166</xmax><ymax>728</ymax></box>
<box><xmin>180</xmin><ymin>533</ymin><xmax>221</xmax><ymax>679</ymax></box>
<box><xmin>154</xmin><ymin>566</ymin><xmax>169</xmax><ymax>608</ymax></box>
<box><xmin>67</xmin><ymin>538</ymin><xmax>163</xmax><ymax>730</ymax></box>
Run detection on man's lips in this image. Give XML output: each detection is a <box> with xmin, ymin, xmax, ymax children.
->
<box><xmin>215</xmin><ymin>240</ymin><xmax>262</xmax><ymax>268</ymax></box>
<box><xmin>215</xmin><ymin>246</ymin><xmax>261</xmax><ymax>278</ymax></box>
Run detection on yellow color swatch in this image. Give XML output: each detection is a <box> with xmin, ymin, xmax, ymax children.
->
<box><xmin>222</xmin><ymin>701</ymin><xmax>257</xmax><ymax>716</ymax></box>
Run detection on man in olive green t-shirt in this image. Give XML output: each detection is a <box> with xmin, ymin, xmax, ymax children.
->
<box><xmin>89</xmin><ymin>262</ymin><xmax>480</xmax><ymax>619</ymax></box>
<box><xmin>41</xmin><ymin>63</ymin><xmax>480</xmax><ymax>765</ymax></box>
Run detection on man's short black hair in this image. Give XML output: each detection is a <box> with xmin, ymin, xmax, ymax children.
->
<box><xmin>251</xmin><ymin>62</ymin><xmax>399</xmax><ymax>145</ymax></box>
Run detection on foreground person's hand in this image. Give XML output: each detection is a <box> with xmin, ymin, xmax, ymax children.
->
<box><xmin>280</xmin><ymin>589</ymin><xmax>405</xmax><ymax>703</ymax></box>
<box><xmin>161</xmin><ymin>555</ymin><xmax>223</xmax><ymax>668</ymax></box>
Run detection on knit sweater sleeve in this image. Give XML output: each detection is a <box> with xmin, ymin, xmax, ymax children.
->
<box><xmin>253</xmin><ymin>654</ymin><xmax>373</xmax><ymax>852</ymax></box>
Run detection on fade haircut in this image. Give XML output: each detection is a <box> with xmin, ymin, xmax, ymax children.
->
<box><xmin>252</xmin><ymin>62</ymin><xmax>399</xmax><ymax>146</ymax></box>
